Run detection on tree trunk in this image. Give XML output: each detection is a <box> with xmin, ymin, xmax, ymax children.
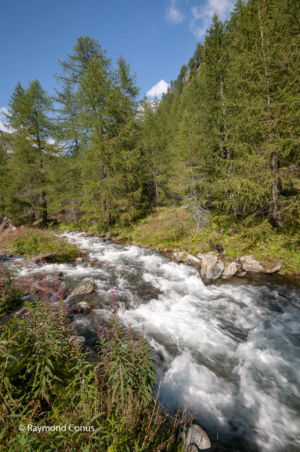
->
<box><xmin>258</xmin><ymin>4</ymin><xmax>282</xmax><ymax>227</ymax></box>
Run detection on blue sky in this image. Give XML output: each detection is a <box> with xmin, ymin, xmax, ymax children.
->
<box><xmin>0</xmin><ymin>0</ymin><xmax>235</xmax><ymax>131</ymax></box>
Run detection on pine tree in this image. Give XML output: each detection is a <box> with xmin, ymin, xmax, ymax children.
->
<box><xmin>225</xmin><ymin>0</ymin><xmax>300</xmax><ymax>226</ymax></box>
<box><xmin>6</xmin><ymin>80</ymin><xmax>54</xmax><ymax>225</ymax></box>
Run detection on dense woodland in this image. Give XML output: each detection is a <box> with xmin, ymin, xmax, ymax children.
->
<box><xmin>0</xmin><ymin>0</ymin><xmax>299</xmax><ymax>235</ymax></box>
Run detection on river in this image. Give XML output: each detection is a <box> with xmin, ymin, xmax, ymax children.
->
<box><xmin>19</xmin><ymin>232</ymin><xmax>300</xmax><ymax>452</ymax></box>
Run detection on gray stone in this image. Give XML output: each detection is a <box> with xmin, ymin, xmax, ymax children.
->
<box><xmin>198</xmin><ymin>254</ymin><xmax>224</xmax><ymax>284</ymax></box>
<box><xmin>222</xmin><ymin>261</ymin><xmax>239</xmax><ymax>280</ymax></box>
<box><xmin>240</xmin><ymin>255</ymin><xmax>264</xmax><ymax>273</ymax></box>
<box><xmin>184</xmin><ymin>254</ymin><xmax>201</xmax><ymax>266</ymax></box>
<box><xmin>74</xmin><ymin>301</ymin><xmax>91</xmax><ymax>314</ymax></box>
<box><xmin>183</xmin><ymin>424</ymin><xmax>211</xmax><ymax>450</ymax></box>
<box><xmin>265</xmin><ymin>263</ymin><xmax>282</xmax><ymax>274</ymax></box>
<box><xmin>67</xmin><ymin>278</ymin><xmax>96</xmax><ymax>300</ymax></box>
<box><xmin>75</xmin><ymin>257</ymin><xmax>83</xmax><ymax>265</ymax></box>
<box><xmin>173</xmin><ymin>251</ymin><xmax>185</xmax><ymax>262</ymax></box>
<box><xmin>237</xmin><ymin>271</ymin><xmax>247</xmax><ymax>277</ymax></box>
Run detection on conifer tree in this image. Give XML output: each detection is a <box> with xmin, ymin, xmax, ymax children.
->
<box><xmin>6</xmin><ymin>80</ymin><xmax>54</xmax><ymax>225</ymax></box>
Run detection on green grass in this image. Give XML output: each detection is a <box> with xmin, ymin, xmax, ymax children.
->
<box><xmin>0</xmin><ymin>227</ymin><xmax>83</xmax><ymax>262</ymax></box>
<box><xmin>117</xmin><ymin>206</ymin><xmax>300</xmax><ymax>274</ymax></box>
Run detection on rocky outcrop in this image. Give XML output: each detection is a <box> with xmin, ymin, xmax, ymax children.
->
<box><xmin>197</xmin><ymin>254</ymin><xmax>224</xmax><ymax>284</ymax></box>
<box><xmin>182</xmin><ymin>424</ymin><xmax>211</xmax><ymax>450</ymax></box>
<box><xmin>222</xmin><ymin>261</ymin><xmax>239</xmax><ymax>280</ymax></box>
<box><xmin>168</xmin><ymin>247</ymin><xmax>284</xmax><ymax>284</ymax></box>
<box><xmin>240</xmin><ymin>255</ymin><xmax>264</xmax><ymax>273</ymax></box>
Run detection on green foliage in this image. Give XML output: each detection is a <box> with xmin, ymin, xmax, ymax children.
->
<box><xmin>0</xmin><ymin>296</ymin><xmax>182</xmax><ymax>450</ymax></box>
<box><xmin>3</xmin><ymin>0</ymin><xmax>299</xmax><ymax>269</ymax></box>
<box><xmin>0</xmin><ymin>266</ymin><xmax>22</xmax><ymax>316</ymax></box>
<box><xmin>0</xmin><ymin>227</ymin><xmax>83</xmax><ymax>262</ymax></box>
<box><xmin>126</xmin><ymin>205</ymin><xmax>299</xmax><ymax>273</ymax></box>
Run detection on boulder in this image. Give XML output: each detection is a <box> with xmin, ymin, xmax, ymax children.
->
<box><xmin>183</xmin><ymin>424</ymin><xmax>211</xmax><ymax>450</ymax></box>
<box><xmin>184</xmin><ymin>254</ymin><xmax>201</xmax><ymax>266</ymax></box>
<box><xmin>197</xmin><ymin>254</ymin><xmax>224</xmax><ymax>284</ymax></box>
<box><xmin>222</xmin><ymin>261</ymin><xmax>239</xmax><ymax>280</ymax></box>
<box><xmin>67</xmin><ymin>278</ymin><xmax>96</xmax><ymax>300</ymax></box>
<box><xmin>265</xmin><ymin>263</ymin><xmax>282</xmax><ymax>274</ymax></box>
<box><xmin>240</xmin><ymin>255</ymin><xmax>264</xmax><ymax>273</ymax></box>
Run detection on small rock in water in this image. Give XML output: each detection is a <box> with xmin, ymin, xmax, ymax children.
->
<box><xmin>74</xmin><ymin>301</ymin><xmax>91</xmax><ymax>314</ymax></box>
<box><xmin>67</xmin><ymin>278</ymin><xmax>96</xmax><ymax>299</ymax></box>
<box><xmin>182</xmin><ymin>424</ymin><xmax>211</xmax><ymax>450</ymax></box>
<box><xmin>198</xmin><ymin>254</ymin><xmax>224</xmax><ymax>284</ymax></box>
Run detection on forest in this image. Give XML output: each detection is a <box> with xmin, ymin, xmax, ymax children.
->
<box><xmin>0</xmin><ymin>0</ymin><xmax>299</xmax><ymax>261</ymax></box>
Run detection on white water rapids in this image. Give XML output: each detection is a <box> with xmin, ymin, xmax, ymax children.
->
<box><xmin>19</xmin><ymin>232</ymin><xmax>300</xmax><ymax>451</ymax></box>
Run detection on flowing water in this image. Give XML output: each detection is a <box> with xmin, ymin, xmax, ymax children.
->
<box><xmin>19</xmin><ymin>232</ymin><xmax>300</xmax><ymax>451</ymax></box>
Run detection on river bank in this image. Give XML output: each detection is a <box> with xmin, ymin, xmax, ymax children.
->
<box><xmin>1</xmin><ymin>228</ymin><xmax>300</xmax><ymax>451</ymax></box>
<box><xmin>17</xmin><ymin>231</ymin><xmax>300</xmax><ymax>452</ymax></box>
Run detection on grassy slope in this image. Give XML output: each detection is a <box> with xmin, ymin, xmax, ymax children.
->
<box><xmin>0</xmin><ymin>227</ymin><xmax>83</xmax><ymax>262</ymax></box>
<box><xmin>115</xmin><ymin>206</ymin><xmax>300</xmax><ymax>274</ymax></box>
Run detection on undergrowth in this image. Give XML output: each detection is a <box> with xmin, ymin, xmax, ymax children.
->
<box><xmin>0</xmin><ymin>227</ymin><xmax>83</xmax><ymax>262</ymax></box>
<box><xmin>117</xmin><ymin>205</ymin><xmax>299</xmax><ymax>273</ymax></box>
<box><xmin>0</xmin><ymin>269</ymin><xmax>184</xmax><ymax>451</ymax></box>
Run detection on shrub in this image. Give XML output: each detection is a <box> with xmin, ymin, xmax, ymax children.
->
<box><xmin>0</xmin><ymin>288</ymin><xmax>183</xmax><ymax>450</ymax></box>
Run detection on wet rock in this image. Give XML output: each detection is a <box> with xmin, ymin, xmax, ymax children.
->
<box><xmin>184</xmin><ymin>254</ymin><xmax>201</xmax><ymax>266</ymax></box>
<box><xmin>265</xmin><ymin>263</ymin><xmax>282</xmax><ymax>274</ymax></box>
<box><xmin>75</xmin><ymin>257</ymin><xmax>83</xmax><ymax>265</ymax></box>
<box><xmin>222</xmin><ymin>262</ymin><xmax>239</xmax><ymax>280</ymax></box>
<box><xmin>240</xmin><ymin>255</ymin><xmax>264</xmax><ymax>273</ymax></box>
<box><xmin>74</xmin><ymin>301</ymin><xmax>92</xmax><ymax>314</ymax></box>
<box><xmin>67</xmin><ymin>278</ymin><xmax>96</xmax><ymax>300</ymax></box>
<box><xmin>197</xmin><ymin>254</ymin><xmax>224</xmax><ymax>284</ymax></box>
<box><xmin>183</xmin><ymin>424</ymin><xmax>211</xmax><ymax>450</ymax></box>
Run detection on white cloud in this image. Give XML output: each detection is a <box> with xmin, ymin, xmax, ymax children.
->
<box><xmin>146</xmin><ymin>80</ymin><xmax>170</xmax><ymax>98</ymax></box>
<box><xmin>166</xmin><ymin>0</ymin><xmax>184</xmax><ymax>24</ymax></box>
<box><xmin>190</xmin><ymin>0</ymin><xmax>235</xmax><ymax>40</ymax></box>
<box><xmin>0</xmin><ymin>107</ymin><xmax>11</xmax><ymax>133</ymax></box>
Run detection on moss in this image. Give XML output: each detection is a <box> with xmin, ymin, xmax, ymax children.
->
<box><xmin>0</xmin><ymin>227</ymin><xmax>83</xmax><ymax>262</ymax></box>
